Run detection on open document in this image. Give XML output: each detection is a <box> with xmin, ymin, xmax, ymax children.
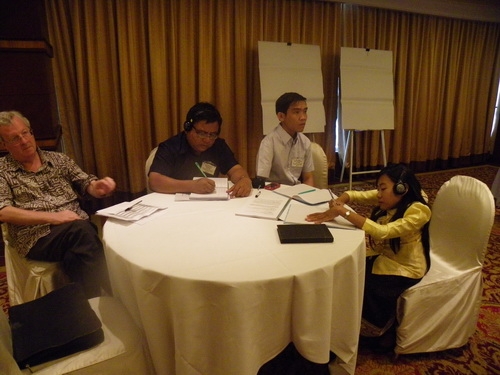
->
<box><xmin>273</xmin><ymin>184</ymin><xmax>332</xmax><ymax>205</ymax></box>
<box><xmin>283</xmin><ymin>201</ymin><xmax>357</xmax><ymax>230</ymax></box>
<box><xmin>235</xmin><ymin>195</ymin><xmax>290</xmax><ymax>220</ymax></box>
<box><xmin>96</xmin><ymin>194</ymin><xmax>169</xmax><ymax>222</ymax></box>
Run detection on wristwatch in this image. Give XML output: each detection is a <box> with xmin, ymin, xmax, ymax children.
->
<box><xmin>344</xmin><ymin>210</ymin><xmax>351</xmax><ymax>218</ymax></box>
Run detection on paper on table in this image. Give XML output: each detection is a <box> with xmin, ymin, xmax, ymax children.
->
<box><xmin>174</xmin><ymin>193</ymin><xmax>191</xmax><ymax>201</ymax></box>
<box><xmin>138</xmin><ymin>192</ymin><xmax>170</xmax><ymax>209</ymax></box>
<box><xmin>96</xmin><ymin>199</ymin><xmax>167</xmax><ymax>222</ymax></box>
<box><xmin>235</xmin><ymin>196</ymin><xmax>290</xmax><ymax>220</ymax></box>
<box><xmin>273</xmin><ymin>184</ymin><xmax>331</xmax><ymax>205</ymax></box>
<box><xmin>283</xmin><ymin>202</ymin><xmax>357</xmax><ymax>230</ymax></box>
<box><xmin>189</xmin><ymin>177</ymin><xmax>229</xmax><ymax>201</ymax></box>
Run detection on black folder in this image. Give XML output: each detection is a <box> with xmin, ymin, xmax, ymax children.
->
<box><xmin>9</xmin><ymin>283</ymin><xmax>104</xmax><ymax>368</ymax></box>
<box><xmin>277</xmin><ymin>224</ymin><xmax>334</xmax><ymax>244</ymax></box>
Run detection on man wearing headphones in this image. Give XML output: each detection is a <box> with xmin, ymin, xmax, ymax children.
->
<box><xmin>148</xmin><ymin>102</ymin><xmax>252</xmax><ymax>197</ymax></box>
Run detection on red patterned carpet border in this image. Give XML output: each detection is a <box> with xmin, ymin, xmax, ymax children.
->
<box><xmin>0</xmin><ymin>269</ymin><xmax>8</xmax><ymax>314</ymax></box>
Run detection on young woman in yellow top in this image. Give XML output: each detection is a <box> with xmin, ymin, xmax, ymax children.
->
<box><xmin>307</xmin><ymin>163</ymin><xmax>431</xmax><ymax>351</ymax></box>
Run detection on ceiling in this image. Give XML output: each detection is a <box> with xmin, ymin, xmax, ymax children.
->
<box><xmin>324</xmin><ymin>0</ymin><xmax>500</xmax><ymax>23</ymax></box>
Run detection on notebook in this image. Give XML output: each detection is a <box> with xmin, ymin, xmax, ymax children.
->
<box><xmin>277</xmin><ymin>224</ymin><xmax>334</xmax><ymax>244</ymax></box>
<box><xmin>283</xmin><ymin>202</ymin><xmax>357</xmax><ymax>230</ymax></box>
<box><xmin>189</xmin><ymin>177</ymin><xmax>230</xmax><ymax>200</ymax></box>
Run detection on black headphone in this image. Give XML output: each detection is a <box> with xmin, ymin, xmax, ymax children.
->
<box><xmin>393</xmin><ymin>170</ymin><xmax>408</xmax><ymax>195</ymax></box>
<box><xmin>183</xmin><ymin>103</ymin><xmax>222</xmax><ymax>132</ymax></box>
<box><xmin>184</xmin><ymin>110</ymin><xmax>206</xmax><ymax>132</ymax></box>
<box><xmin>183</xmin><ymin>117</ymin><xmax>197</xmax><ymax>132</ymax></box>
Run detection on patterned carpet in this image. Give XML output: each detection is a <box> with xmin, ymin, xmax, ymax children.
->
<box><xmin>332</xmin><ymin>165</ymin><xmax>500</xmax><ymax>375</ymax></box>
<box><xmin>0</xmin><ymin>165</ymin><xmax>499</xmax><ymax>374</ymax></box>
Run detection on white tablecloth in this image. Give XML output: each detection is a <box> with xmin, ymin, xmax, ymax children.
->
<box><xmin>103</xmin><ymin>190</ymin><xmax>366</xmax><ymax>375</ymax></box>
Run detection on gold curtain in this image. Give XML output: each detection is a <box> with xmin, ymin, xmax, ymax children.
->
<box><xmin>45</xmin><ymin>0</ymin><xmax>342</xmax><ymax>197</ymax></box>
<box><xmin>341</xmin><ymin>4</ymin><xmax>500</xmax><ymax>170</ymax></box>
<box><xmin>44</xmin><ymin>0</ymin><xmax>500</xmax><ymax>198</ymax></box>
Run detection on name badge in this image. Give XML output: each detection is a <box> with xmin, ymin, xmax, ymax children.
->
<box><xmin>201</xmin><ymin>161</ymin><xmax>217</xmax><ymax>176</ymax></box>
<box><xmin>291</xmin><ymin>158</ymin><xmax>304</xmax><ymax>168</ymax></box>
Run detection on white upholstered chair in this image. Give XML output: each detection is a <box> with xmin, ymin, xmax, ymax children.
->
<box><xmin>144</xmin><ymin>146</ymin><xmax>158</xmax><ymax>193</ymax></box>
<box><xmin>0</xmin><ymin>296</ymin><xmax>154</xmax><ymax>375</ymax></box>
<box><xmin>395</xmin><ymin>175</ymin><xmax>495</xmax><ymax>355</ymax></box>
<box><xmin>310</xmin><ymin>142</ymin><xmax>328</xmax><ymax>189</ymax></box>
<box><xmin>2</xmin><ymin>224</ymin><xmax>69</xmax><ymax>306</ymax></box>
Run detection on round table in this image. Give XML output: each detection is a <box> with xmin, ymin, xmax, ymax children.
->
<box><xmin>103</xmin><ymin>190</ymin><xmax>366</xmax><ymax>375</ymax></box>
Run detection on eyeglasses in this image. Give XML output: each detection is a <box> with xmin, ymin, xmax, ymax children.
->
<box><xmin>191</xmin><ymin>126</ymin><xmax>219</xmax><ymax>140</ymax></box>
<box><xmin>2</xmin><ymin>129</ymin><xmax>33</xmax><ymax>145</ymax></box>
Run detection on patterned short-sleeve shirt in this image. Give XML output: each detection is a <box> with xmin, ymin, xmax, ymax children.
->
<box><xmin>0</xmin><ymin>150</ymin><xmax>96</xmax><ymax>256</ymax></box>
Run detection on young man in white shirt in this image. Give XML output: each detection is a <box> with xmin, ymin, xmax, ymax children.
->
<box><xmin>256</xmin><ymin>92</ymin><xmax>314</xmax><ymax>186</ymax></box>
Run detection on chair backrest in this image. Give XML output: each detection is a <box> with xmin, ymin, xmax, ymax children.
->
<box><xmin>429</xmin><ymin>175</ymin><xmax>494</xmax><ymax>271</ymax></box>
<box><xmin>145</xmin><ymin>147</ymin><xmax>158</xmax><ymax>193</ymax></box>
<box><xmin>310</xmin><ymin>142</ymin><xmax>328</xmax><ymax>189</ymax></box>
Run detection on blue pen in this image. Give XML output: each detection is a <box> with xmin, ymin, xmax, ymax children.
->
<box><xmin>195</xmin><ymin>162</ymin><xmax>207</xmax><ymax>177</ymax></box>
<box><xmin>299</xmin><ymin>189</ymin><xmax>316</xmax><ymax>195</ymax></box>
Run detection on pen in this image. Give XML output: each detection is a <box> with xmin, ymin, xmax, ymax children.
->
<box><xmin>195</xmin><ymin>162</ymin><xmax>208</xmax><ymax>177</ymax></box>
<box><xmin>298</xmin><ymin>189</ymin><xmax>316</xmax><ymax>195</ymax></box>
<box><xmin>329</xmin><ymin>188</ymin><xmax>335</xmax><ymax>199</ymax></box>
<box><xmin>255</xmin><ymin>185</ymin><xmax>261</xmax><ymax>198</ymax></box>
<box><xmin>124</xmin><ymin>200</ymin><xmax>142</xmax><ymax>211</ymax></box>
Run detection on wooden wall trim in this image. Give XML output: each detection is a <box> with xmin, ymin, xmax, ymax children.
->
<box><xmin>0</xmin><ymin>39</ymin><xmax>53</xmax><ymax>57</ymax></box>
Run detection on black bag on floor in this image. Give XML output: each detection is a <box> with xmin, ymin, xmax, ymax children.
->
<box><xmin>8</xmin><ymin>282</ymin><xmax>104</xmax><ymax>369</ymax></box>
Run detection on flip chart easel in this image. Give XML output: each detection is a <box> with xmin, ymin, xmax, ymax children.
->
<box><xmin>258</xmin><ymin>41</ymin><xmax>326</xmax><ymax>135</ymax></box>
<box><xmin>340</xmin><ymin>130</ymin><xmax>388</xmax><ymax>190</ymax></box>
<box><xmin>338</xmin><ymin>47</ymin><xmax>394</xmax><ymax>190</ymax></box>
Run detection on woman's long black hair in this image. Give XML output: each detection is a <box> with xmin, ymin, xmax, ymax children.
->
<box><xmin>369</xmin><ymin>163</ymin><xmax>431</xmax><ymax>271</ymax></box>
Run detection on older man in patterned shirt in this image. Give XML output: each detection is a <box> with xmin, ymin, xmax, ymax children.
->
<box><xmin>0</xmin><ymin>111</ymin><xmax>115</xmax><ymax>298</ymax></box>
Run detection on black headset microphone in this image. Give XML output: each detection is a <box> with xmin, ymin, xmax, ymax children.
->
<box><xmin>394</xmin><ymin>170</ymin><xmax>408</xmax><ymax>195</ymax></box>
<box><xmin>184</xmin><ymin>109</ymin><xmax>207</xmax><ymax>132</ymax></box>
<box><xmin>183</xmin><ymin>108</ymin><xmax>220</xmax><ymax>132</ymax></box>
<box><xmin>183</xmin><ymin>118</ymin><xmax>194</xmax><ymax>132</ymax></box>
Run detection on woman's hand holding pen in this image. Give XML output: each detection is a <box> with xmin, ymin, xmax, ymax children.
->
<box><xmin>329</xmin><ymin>199</ymin><xmax>344</xmax><ymax>209</ymax></box>
<box><xmin>192</xmin><ymin>178</ymin><xmax>216</xmax><ymax>194</ymax></box>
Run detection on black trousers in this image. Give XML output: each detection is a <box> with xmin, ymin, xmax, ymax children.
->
<box><xmin>27</xmin><ymin>220</ymin><xmax>111</xmax><ymax>299</ymax></box>
<box><xmin>362</xmin><ymin>256</ymin><xmax>421</xmax><ymax>329</ymax></box>
<box><xmin>257</xmin><ymin>343</ymin><xmax>331</xmax><ymax>375</ymax></box>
